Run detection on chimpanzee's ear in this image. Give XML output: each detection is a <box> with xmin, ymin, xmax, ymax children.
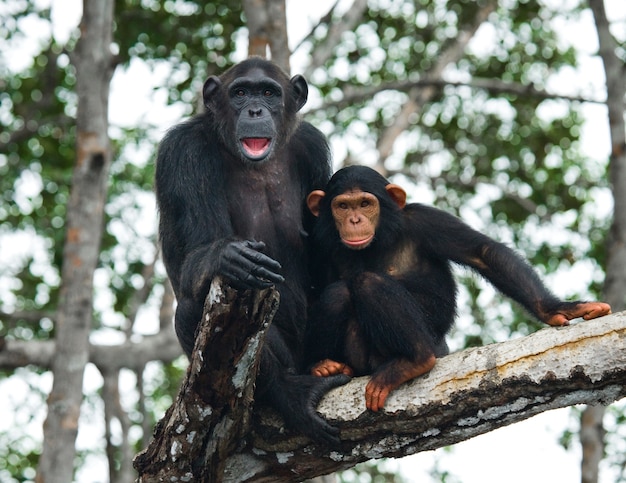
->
<box><xmin>306</xmin><ymin>190</ymin><xmax>326</xmax><ymax>217</ymax></box>
<box><xmin>202</xmin><ymin>76</ymin><xmax>222</xmax><ymax>109</ymax></box>
<box><xmin>290</xmin><ymin>74</ymin><xmax>309</xmax><ymax>112</ymax></box>
<box><xmin>385</xmin><ymin>184</ymin><xmax>407</xmax><ymax>209</ymax></box>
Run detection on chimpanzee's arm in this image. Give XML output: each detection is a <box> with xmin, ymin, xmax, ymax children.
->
<box><xmin>407</xmin><ymin>204</ymin><xmax>610</xmax><ymax>325</ymax></box>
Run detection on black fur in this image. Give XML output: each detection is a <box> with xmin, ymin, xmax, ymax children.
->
<box><xmin>156</xmin><ymin>58</ymin><xmax>348</xmax><ymax>444</ymax></box>
<box><xmin>306</xmin><ymin>165</ymin><xmax>583</xmax><ymax>383</ymax></box>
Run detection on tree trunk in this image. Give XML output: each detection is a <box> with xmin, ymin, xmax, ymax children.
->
<box><xmin>580</xmin><ymin>405</ymin><xmax>606</xmax><ymax>483</ymax></box>
<box><xmin>36</xmin><ymin>1</ymin><xmax>115</xmax><ymax>481</ymax></box>
<box><xmin>266</xmin><ymin>0</ymin><xmax>290</xmax><ymax>72</ymax></box>
<box><xmin>582</xmin><ymin>1</ymin><xmax>626</xmax><ymax>481</ymax></box>
<box><xmin>242</xmin><ymin>0</ymin><xmax>290</xmax><ymax>72</ymax></box>
<box><xmin>243</xmin><ymin>0</ymin><xmax>270</xmax><ymax>58</ymax></box>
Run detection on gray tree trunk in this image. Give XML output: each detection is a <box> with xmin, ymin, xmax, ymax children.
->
<box><xmin>242</xmin><ymin>0</ymin><xmax>290</xmax><ymax>72</ymax></box>
<box><xmin>582</xmin><ymin>2</ymin><xmax>626</xmax><ymax>482</ymax></box>
<box><xmin>36</xmin><ymin>1</ymin><xmax>116</xmax><ymax>481</ymax></box>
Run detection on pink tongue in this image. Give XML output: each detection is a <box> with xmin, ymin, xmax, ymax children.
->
<box><xmin>242</xmin><ymin>138</ymin><xmax>270</xmax><ymax>156</ymax></box>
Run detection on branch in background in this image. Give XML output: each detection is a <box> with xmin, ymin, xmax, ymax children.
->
<box><xmin>159</xmin><ymin>278</ymin><xmax>176</xmax><ymax>332</ymax></box>
<box><xmin>125</xmin><ymin>254</ymin><xmax>157</xmax><ymax>338</ymax></box>
<box><xmin>102</xmin><ymin>369</ymin><xmax>135</xmax><ymax>483</ymax></box>
<box><xmin>375</xmin><ymin>0</ymin><xmax>497</xmax><ymax>173</ymax></box>
<box><xmin>292</xmin><ymin>0</ymin><xmax>337</xmax><ymax>55</ymax></box>
<box><xmin>418</xmin><ymin>169</ymin><xmax>549</xmax><ymax>223</ymax></box>
<box><xmin>136</xmin><ymin>363</ymin><xmax>152</xmax><ymax>452</ymax></box>
<box><xmin>300</xmin><ymin>0</ymin><xmax>369</xmax><ymax>78</ymax></box>
<box><xmin>0</xmin><ymin>310</ymin><xmax>56</xmax><ymax>326</ymax></box>
<box><xmin>309</xmin><ymin>77</ymin><xmax>604</xmax><ymax>115</ymax></box>
<box><xmin>0</xmin><ymin>329</ymin><xmax>182</xmax><ymax>371</ymax></box>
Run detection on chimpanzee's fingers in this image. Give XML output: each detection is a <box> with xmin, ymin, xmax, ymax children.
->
<box><xmin>581</xmin><ymin>302</ymin><xmax>611</xmax><ymax>320</ymax></box>
<box><xmin>220</xmin><ymin>240</ymin><xmax>284</xmax><ymax>286</ymax></box>
<box><xmin>223</xmin><ymin>265</ymin><xmax>275</xmax><ymax>290</ymax></box>
<box><xmin>545</xmin><ymin>314</ymin><xmax>569</xmax><ymax>327</ymax></box>
<box><xmin>365</xmin><ymin>380</ymin><xmax>391</xmax><ymax>412</ymax></box>
<box><xmin>240</xmin><ymin>241</ymin><xmax>284</xmax><ymax>280</ymax></box>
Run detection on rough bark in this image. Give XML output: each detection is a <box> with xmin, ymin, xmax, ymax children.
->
<box><xmin>135</xmin><ymin>281</ymin><xmax>626</xmax><ymax>482</ymax></box>
<box><xmin>35</xmin><ymin>1</ymin><xmax>116</xmax><ymax>482</ymax></box>
<box><xmin>133</xmin><ymin>278</ymin><xmax>279</xmax><ymax>482</ymax></box>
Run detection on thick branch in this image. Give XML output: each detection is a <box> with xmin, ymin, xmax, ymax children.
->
<box><xmin>235</xmin><ymin>311</ymin><xmax>626</xmax><ymax>481</ymax></box>
<box><xmin>133</xmin><ymin>282</ymin><xmax>625</xmax><ymax>483</ymax></box>
<box><xmin>134</xmin><ymin>278</ymin><xmax>279</xmax><ymax>482</ymax></box>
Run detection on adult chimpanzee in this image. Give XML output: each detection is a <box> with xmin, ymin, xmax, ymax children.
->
<box><xmin>155</xmin><ymin>57</ymin><xmax>349</xmax><ymax>445</ymax></box>
<box><xmin>305</xmin><ymin>165</ymin><xmax>611</xmax><ymax>412</ymax></box>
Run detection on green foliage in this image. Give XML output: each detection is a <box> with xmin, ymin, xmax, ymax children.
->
<box><xmin>0</xmin><ymin>433</ymin><xmax>40</xmax><ymax>483</ymax></box>
<box><xmin>114</xmin><ymin>0</ymin><xmax>244</xmax><ymax>108</ymax></box>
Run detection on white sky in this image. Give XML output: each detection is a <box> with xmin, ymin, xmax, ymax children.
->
<box><xmin>2</xmin><ymin>0</ymin><xmax>625</xmax><ymax>482</ymax></box>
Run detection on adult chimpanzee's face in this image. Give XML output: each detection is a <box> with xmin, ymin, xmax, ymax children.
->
<box><xmin>227</xmin><ymin>70</ymin><xmax>283</xmax><ymax>162</ymax></box>
<box><xmin>202</xmin><ymin>62</ymin><xmax>308</xmax><ymax>165</ymax></box>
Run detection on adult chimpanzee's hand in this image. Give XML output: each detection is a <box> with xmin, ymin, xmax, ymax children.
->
<box><xmin>217</xmin><ymin>240</ymin><xmax>285</xmax><ymax>289</ymax></box>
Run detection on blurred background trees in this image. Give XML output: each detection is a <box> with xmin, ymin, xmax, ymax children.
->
<box><xmin>0</xmin><ymin>0</ymin><xmax>624</xmax><ymax>481</ymax></box>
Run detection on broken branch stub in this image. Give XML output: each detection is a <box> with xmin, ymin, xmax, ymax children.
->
<box><xmin>134</xmin><ymin>277</ymin><xmax>279</xmax><ymax>482</ymax></box>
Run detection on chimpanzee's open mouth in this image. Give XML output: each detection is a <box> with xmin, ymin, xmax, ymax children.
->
<box><xmin>241</xmin><ymin>138</ymin><xmax>272</xmax><ymax>159</ymax></box>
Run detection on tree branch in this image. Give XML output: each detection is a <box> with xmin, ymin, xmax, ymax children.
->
<box><xmin>133</xmin><ymin>279</ymin><xmax>626</xmax><ymax>482</ymax></box>
<box><xmin>301</xmin><ymin>0</ymin><xmax>369</xmax><ymax>78</ymax></box>
<box><xmin>309</xmin><ymin>77</ymin><xmax>604</xmax><ymax>116</ymax></box>
<box><xmin>0</xmin><ymin>329</ymin><xmax>182</xmax><ymax>371</ymax></box>
<box><xmin>374</xmin><ymin>0</ymin><xmax>497</xmax><ymax>173</ymax></box>
<box><xmin>236</xmin><ymin>311</ymin><xmax>625</xmax><ymax>481</ymax></box>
